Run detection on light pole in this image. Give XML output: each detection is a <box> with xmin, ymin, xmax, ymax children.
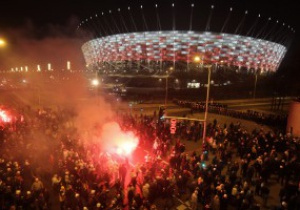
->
<box><xmin>202</xmin><ymin>65</ymin><xmax>212</xmax><ymax>145</ymax></box>
<box><xmin>194</xmin><ymin>55</ymin><xmax>212</xmax><ymax>145</ymax></box>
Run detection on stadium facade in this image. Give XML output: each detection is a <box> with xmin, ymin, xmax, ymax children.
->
<box><xmin>81</xmin><ymin>30</ymin><xmax>286</xmax><ymax>73</ymax></box>
<box><xmin>78</xmin><ymin>2</ymin><xmax>294</xmax><ymax>75</ymax></box>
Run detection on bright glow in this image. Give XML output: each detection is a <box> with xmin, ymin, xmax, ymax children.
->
<box><xmin>194</xmin><ymin>56</ymin><xmax>201</xmax><ymax>62</ymax></box>
<box><xmin>67</xmin><ymin>61</ymin><xmax>71</xmax><ymax>70</ymax></box>
<box><xmin>0</xmin><ymin>110</ymin><xmax>11</xmax><ymax>123</ymax></box>
<box><xmin>115</xmin><ymin>140</ymin><xmax>138</xmax><ymax>156</ymax></box>
<box><xmin>100</xmin><ymin>122</ymin><xmax>139</xmax><ymax>157</ymax></box>
<box><xmin>187</xmin><ymin>82</ymin><xmax>200</xmax><ymax>88</ymax></box>
<box><xmin>0</xmin><ymin>39</ymin><xmax>6</xmax><ymax>47</ymax></box>
<box><xmin>37</xmin><ymin>65</ymin><xmax>41</xmax><ymax>72</ymax></box>
<box><xmin>91</xmin><ymin>79</ymin><xmax>99</xmax><ymax>86</ymax></box>
<box><xmin>48</xmin><ymin>63</ymin><xmax>51</xmax><ymax>71</ymax></box>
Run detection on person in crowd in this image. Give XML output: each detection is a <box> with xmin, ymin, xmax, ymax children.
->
<box><xmin>31</xmin><ymin>178</ymin><xmax>44</xmax><ymax>198</ymax></box>
<box><xmin>190</xmin><ymin>189</ymin><xmax>198</xmax><ymax>210</ymax></box>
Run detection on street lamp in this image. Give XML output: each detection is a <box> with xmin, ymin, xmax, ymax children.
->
<box><xmin>194</xmin><ymin>55</ymin><xmax>212</xmax><ymax>146</ymax></box>
<box><xmin>202</xmin><ymin>65</ymin><xmax>212</xmax><ymax>145</ymax></box>
<box><xmin>194</xmin><ymin>56</ymin><xmax>201</xmax><ymax>63</ymax></box>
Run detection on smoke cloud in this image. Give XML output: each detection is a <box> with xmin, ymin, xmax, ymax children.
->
<box><xmin>0</xmin><ymin>16</ymin><xmax>131</xmax><ymax>177</ymax></box>
<box><xmin>0</xmin><ymin>16</ymin><xmax>89</xmax><ymax>71</ymax></box>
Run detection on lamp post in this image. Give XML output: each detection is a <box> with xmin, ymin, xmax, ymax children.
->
<box><xmin>202</xmin><ymin>65</ymin><xmax>212</xmax><ymax>145</ymax></box>
<box><xmin>194</xmin><ymin>55</ymin><xmax>212</xmax><ymax>145</ymax></box>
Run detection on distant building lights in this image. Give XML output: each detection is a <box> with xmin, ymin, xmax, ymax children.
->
<box><xmin>67</xmin><ymin>61</ymin><xmax>71</xmax><ymax>71</ymax></box>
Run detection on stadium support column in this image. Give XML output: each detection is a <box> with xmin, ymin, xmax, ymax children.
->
<box><xmin>202</xmin><ymin>65</ymin><xmax>212</xmax><ymax>146</ymax></box>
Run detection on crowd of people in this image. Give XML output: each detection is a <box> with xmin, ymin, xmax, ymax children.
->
<box><xmin>174</xmin><ymin>100</ymin><xmax>287</xmax><ymax>131</ymax></box>
<box><xmin>0</xmin><ymin>103</ymin><xmax>299</xmax><ymax>210</ymax></box>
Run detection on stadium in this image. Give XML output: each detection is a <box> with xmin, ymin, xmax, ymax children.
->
<box><xmin>77</xmin><ymin>2</ymin><xmax>294</xmax><ymax>100</ymax></box>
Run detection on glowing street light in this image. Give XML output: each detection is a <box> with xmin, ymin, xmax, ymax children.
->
<box><xmin>67</xmin><ymin>61</ymin><xmax>71</xmax><ymax>71</ymax></box>
<box><xmin>48</xmin><ymin>63</ymin><xmax>52</xmax><ymax>71</ymax></box>
<box><xmin>91</xmin><ymin>78</ymin><xmax>99</xmax><ymax>86</ymax></box>
<box><xmin>194</xmin><ymin>56</ymin><xmax>201</xmax><ymax>63</ymax></box>
<box><xmin>0</xmin><ymin>38</ymin><xmax>6</xmax><ymax>47</ymax></box>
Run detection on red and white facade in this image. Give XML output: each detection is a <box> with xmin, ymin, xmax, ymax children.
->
<box><xmin>82</xmin><ymin>31</ymin><xmax>286</xmax><ymax>72</ymax></box>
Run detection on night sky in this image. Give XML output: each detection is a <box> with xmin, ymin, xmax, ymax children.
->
<box><xmin>0</xmin><ymin>0</ymin><xmax>299</xmax><ymax>85</ymax></box>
